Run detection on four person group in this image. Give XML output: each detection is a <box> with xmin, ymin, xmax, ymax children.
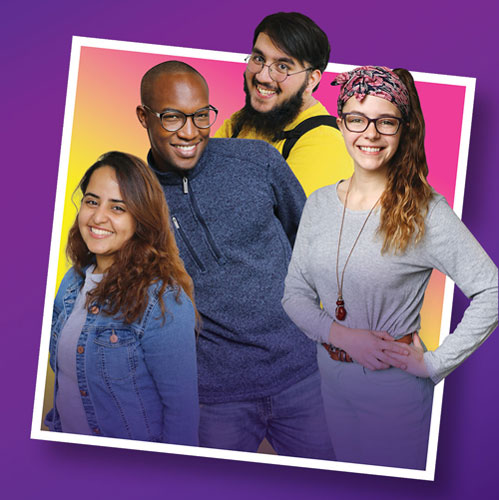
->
<box><xmin>46</xmin><ymin>12</ymin><xmax>498</xmax><ymax>470</ymax></box>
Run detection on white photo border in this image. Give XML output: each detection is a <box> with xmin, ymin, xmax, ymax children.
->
<box><xmin>31</xmin><ymin>35</ymin><xmax>476</xmax><ymax>482</ymax></box>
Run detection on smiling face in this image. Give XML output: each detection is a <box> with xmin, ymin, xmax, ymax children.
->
<box><xmin>137</xmin><ymin>72</ymin><xmax>210</xmax><ymax>173</ymax></box>
<box><xmin>244</xmin><ymin>32</ymin><xmax>320</xmax><ymax>115</ymax></box>
<box><xmin>78</xmin><ymin>166</ymin><xmax>136</xmax><ymax>273</ymax></box>
<box><xmin>337</xmin><ymin>95</ymin><xmax>403</xmax><ymax>176</ymax></box>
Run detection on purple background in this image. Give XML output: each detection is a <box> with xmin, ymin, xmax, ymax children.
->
<box><xmin>2</xmin><ymin>0</ymin><xmax>497</xmax><ymax>496</ymax></box>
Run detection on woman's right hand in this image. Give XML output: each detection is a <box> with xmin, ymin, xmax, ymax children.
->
<box><xmin>328</xmin><ymin>322</ymin><xmax>410</xmax><ymax>371</ymax></box>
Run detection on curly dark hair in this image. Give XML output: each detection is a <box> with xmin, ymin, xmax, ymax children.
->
<box><xmin>67</xmin><ymin>151</ymin><xmax>197</xmax><ymax>324</ymax></box>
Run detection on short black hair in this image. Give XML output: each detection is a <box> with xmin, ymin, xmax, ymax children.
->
<box><xmin>253</xmin><ymin>12</ymin><xmax>330</xmax><ymax>91</ymax></box>
<box><xmin>140</xmin><ymin>60</ymin><xmax>207</xmax><ymax>105</ymax></box>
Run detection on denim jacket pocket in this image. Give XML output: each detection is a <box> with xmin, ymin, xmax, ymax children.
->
<box><xmin>93</xmin><ymin>328</ymin><xmax>139</xmax><ymax>382</ymax></box>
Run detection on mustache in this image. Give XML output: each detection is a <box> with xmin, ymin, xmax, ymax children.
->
<box><xmin>253</xmin><ymin>76</ymin><xmax>280</xmax><ymax>93</ymax></box>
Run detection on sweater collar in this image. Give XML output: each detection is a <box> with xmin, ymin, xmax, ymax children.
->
<box><xmin>147</xmin><ymin>140</ymin><xmax>213</xmax><ymax>185</ymax></box>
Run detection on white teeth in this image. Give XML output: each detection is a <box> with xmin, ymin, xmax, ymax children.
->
<box><xmin>174</xmin><ymin>145</ymin><xmax>196</xmax><ymax>151</ymax></box>
<box><xmin>359</xmin><ymin>146</ymin><xmax>381</xmax><ymax>152</ymax></box>
<box><xmin>257</xmin><ymin>85</ymin><xmax>276</xmax><ymax>96</ymax></box>
<box><xmin>91</xmin><ymin>227</ymin><xmax>112</xmax><ymax>236</ymax></box>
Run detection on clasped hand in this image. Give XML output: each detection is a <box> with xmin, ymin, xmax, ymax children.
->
<box><xmin>328</xmin><ymin>322</ymin><xmax>429</xmax><ymax>376</ymax></box>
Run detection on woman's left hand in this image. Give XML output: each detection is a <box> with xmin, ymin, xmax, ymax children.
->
<box><xmin>385</xmin><ymin>333</ymin><xmax>430</xmax><ymax>378</ymax></box>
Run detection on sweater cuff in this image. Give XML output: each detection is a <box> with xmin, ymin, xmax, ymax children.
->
<box><xmin>423</xmin><ymin>351</ymin><xmax>443</xmax><ymax>385</ymax></box>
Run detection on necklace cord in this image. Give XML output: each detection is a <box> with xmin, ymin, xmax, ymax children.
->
<box><xmin>335</xmin><ymin>180</ymin><xmax>381</xmax><ymax>318</ymax></box>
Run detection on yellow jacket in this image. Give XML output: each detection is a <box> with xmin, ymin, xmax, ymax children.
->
<box><xmin>215</xmin><ymin>102</ymin><xmax>353</xmax><ymax>196</ymax></box>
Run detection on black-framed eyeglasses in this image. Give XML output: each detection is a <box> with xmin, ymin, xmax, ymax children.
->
<box><xmin>245</xmin><ymin>55</ymin><xmax>312</xmax><ymax>83</ymax></box>
<box><xmin>142</xmin><ymin>104</ymin><xmax>218</xmax><ymax>132</ymax></box>
<box><xmin>341</xmin><ymin>113</ymin><xmax>403</xmax><ymax>136</ymax></box>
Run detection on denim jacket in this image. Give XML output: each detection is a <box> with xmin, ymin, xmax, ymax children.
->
<box><xmin>45</xmin><ymin>268</ymin><xmax>199</xmax><ymax>446</ymax></box>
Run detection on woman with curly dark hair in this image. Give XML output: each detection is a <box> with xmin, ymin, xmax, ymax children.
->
<box><xmin>45</xmin><ymin>151</ymin><xmax>199</xmax><ymax>446</ymax></box>
<box><xmin>282</xmin><ymin>66</ymin><xmax>497</xmax><ymax>469</ymax></box>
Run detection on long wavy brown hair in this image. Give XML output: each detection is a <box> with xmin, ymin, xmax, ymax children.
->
<box><xmin>67</xmin><ymin>151</ymin><xmax>198</xmax><ymax>325</ymax></box>
<box><xmin>378</xmin><ymin>68</ymin><xmax>434</xmax><ymax>253</ymax></box>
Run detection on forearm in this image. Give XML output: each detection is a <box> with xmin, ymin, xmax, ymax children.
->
<box><xmin>282</xmin><ymin>288</ymin><xmax>334</xmax><ymax>344</ymax></box>
<box><xmin>424</xmin><ymin>282</ymin><xmax>498</xmax><ymax>384</ymax></box>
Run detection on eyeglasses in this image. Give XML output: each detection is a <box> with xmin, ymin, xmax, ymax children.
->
<box><xmin>341</xmin><ymin>113</ymin><xmax>403</xmax><ymax>136</ymax></box>
<box><xmin>142</xmin><ymin>104</ymin><xmax>218</xmax><ymax>132</ymax></box>
<box><xmin>245</xmin><ymin>55</ymin><xmax>312</xmax><ymax>83</ymax></box>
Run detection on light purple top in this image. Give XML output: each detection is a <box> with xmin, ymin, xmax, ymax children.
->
<box><xmin>56</xmin><ymin>266</ymin><xmax>103</xmax><ymax>434</ymax></box>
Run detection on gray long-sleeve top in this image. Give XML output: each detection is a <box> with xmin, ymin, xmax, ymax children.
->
<box><xmin>282</xmin><ymin>182</ymin><xmax>498</xmax><ymax>384</ymax></box>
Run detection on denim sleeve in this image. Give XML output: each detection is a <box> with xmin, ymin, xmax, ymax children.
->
<box><xmin>139</xmin><ymin>289</ymin><xmax>199</xmax><ymax>446</ymax></box>
<box><xmin>49</xmin><ymin>268</ymin><xmax>77</xmax><ymax>372</ymax></box>
<box><xmin>267</xmin><ymin>145</ymin><xmax>307</xmax><ymax>248</ymax></box>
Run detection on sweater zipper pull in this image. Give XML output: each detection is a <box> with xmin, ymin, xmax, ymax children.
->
<box><xmin>183</xmin><ymin>177</ymin><xmax>189</xmax><ymax>194</ymax></box>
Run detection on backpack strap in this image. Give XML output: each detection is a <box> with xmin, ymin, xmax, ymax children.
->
<box><xmin>280</xmin><ymin>115</ymin><xmax>339</xmax><ymax>160</ymax></box>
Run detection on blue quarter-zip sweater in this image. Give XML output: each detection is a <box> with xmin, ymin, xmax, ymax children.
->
<box><xmin>148</xmin><ymin>138</ymin><xmax>318</xmax><ymax>404</ymax></box>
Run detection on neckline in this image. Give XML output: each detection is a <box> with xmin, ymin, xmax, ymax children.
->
<box><xmin>334</xmin><ymin>180</ymin><xmax>381</xmax><ymax>215</ymax></box>
<box><xmin>85</xmin><ymin>265</ymin><xmax>104</xmax><ymax>280</ymax></box>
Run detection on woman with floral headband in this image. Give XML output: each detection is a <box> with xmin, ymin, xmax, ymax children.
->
<box><xmin>282</xmin><ymin>66</ymin><xmax>497</xmax><ymax>469</ymax></box>
<box><xmin>45</xmin><ymin>151</ymin><xmax>199</xmax><ymax>446</ymax></box>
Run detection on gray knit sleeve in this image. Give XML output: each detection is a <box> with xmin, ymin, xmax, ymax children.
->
<box><xmin>421</xmin><ymin>197</ymin><xmax>498</xmax><ymax>384</ymax></box>
<box><xmin>282</xmin><ymin>190</ymin><xmax>335</xmax><ymax>343</ymax></box>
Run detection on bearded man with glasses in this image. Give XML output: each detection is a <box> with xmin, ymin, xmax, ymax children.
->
<box><xmin>136</xmin><ymin>60</ymin><xmax>335</xmax><ymax>460</ymax></box>
<box><xmin>215</xmin><ymin>11</ymin><xmax>353</xmax><ymax>196</ymax></box>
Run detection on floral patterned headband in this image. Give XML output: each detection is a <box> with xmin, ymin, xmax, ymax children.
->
<box><xmin>331</xmin><ymin>66</ymin><xmax>410</xmax><ymax>119</ymax></box>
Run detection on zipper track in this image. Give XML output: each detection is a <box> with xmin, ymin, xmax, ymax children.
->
<box><xmin>183</xmin><ymin>177</ymin><xmax>224</xmax><ymax>262</ymax></box>
<box><xmin>171</xmin><ymin>215</ymin><xmax>206</xmax><ymax>272</ymax></box>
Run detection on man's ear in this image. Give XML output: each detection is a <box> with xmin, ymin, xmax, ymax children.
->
<box><xmin>136</xmin><ymin>105</ymin><xmax>148</xmax><ymax>129</ymax></box>
<box><xmin>305</xmin><ymin>69</ymin><xmax>322</xmax><ymax>94</ymax></box>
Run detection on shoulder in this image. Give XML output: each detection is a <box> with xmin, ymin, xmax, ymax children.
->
<box><xmin>425</xmin><ymin>190</ymin><xmax>456</xmax><ymax>226</ymax></box>
<box><xmin>302</xmin><ymin>183</ymin><xmax>339</xmax><ymax>217</ymax></box>
<box><xmin>308</xmin><ymin>182</ymin><xmax>340</xmax><ymax>205</ymax></box>
<box><xmin>56</xmin><ymin>267</ymin><xmax>82</xmax><ymax>297</ymax></box>
<box><xmin>140</xmin><ymin>285</ymin><xmax>196</xmax><ymax>347</ymax></box>
<box><xmin>208</xmin><ymin>137</ymin><xmax>282</xmax><ymax>157</ymax></box>
<box><xmin>207</xmin><ymin>138</ymin><xmax>286</xmax><ymax>166</ymax></box>
<box><xmin>144</xmin><ymin>282</ymin><xmax>194</xmax><ymax>324</ymax></box>
<box><xmin>422</xmin><ymin>190</ymin><xmax>478</xmax><ymax>247</ymax></box>
<box><xmin>213</xmin><ymin>114</ymin><xmax>237</xmax><ymax>138</ymax></box>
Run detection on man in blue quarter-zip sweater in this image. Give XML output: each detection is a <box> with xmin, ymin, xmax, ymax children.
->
<box><xmin>136</xmin><ymin>60</ymin><xmax>334</xmax><ymax>460</ymax></box>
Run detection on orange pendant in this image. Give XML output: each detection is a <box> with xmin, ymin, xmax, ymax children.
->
<box><xmin>335</xmin><ymin>298</ymin><xmax>346</xmax><ymax>321</ymax></box>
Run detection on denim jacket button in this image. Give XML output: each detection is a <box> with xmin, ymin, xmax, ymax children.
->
<box><xmin>90</xmin><ymin>305</ymin><xmax>100</xmax><ymax>315</ymax></box>
<box><xmin>110</xmin><ymin>331</ymin><xmax>118</xmax><ymax>343</ymax></box>
<box><xmin>93</xmin><ymin>428</ymin><xmax>100</xmax><ymax>435</ymax></box>
<box><xmin>80</xmin><ymin>390</ymin><xmax>87</xmax><ymax>397</ymax></box>
<box><xmin>77</xmin><ymin>346</ymin><xmax>84</xmax><ymax>354</ymax></box>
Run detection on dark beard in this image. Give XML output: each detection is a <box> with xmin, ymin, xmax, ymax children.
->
<box><xmin>232</xmin><ymin>75</ymin><xmax>307</xmax><ymax>142</ymax></box>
